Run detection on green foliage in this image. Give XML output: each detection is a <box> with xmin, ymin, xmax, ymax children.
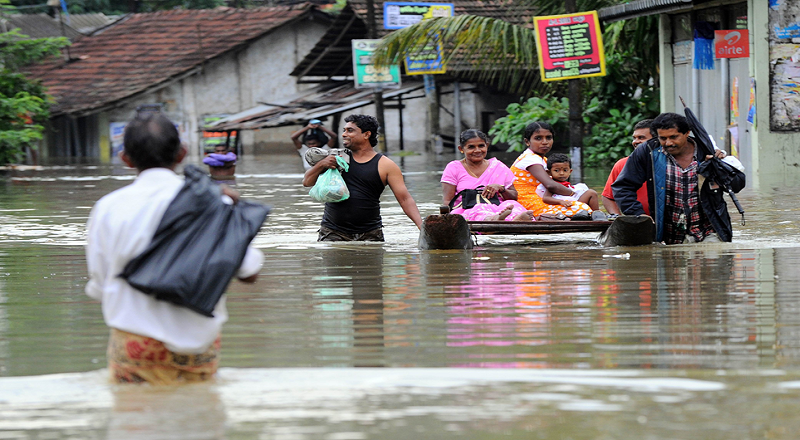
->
<box><xmin>583</xmin><ymin>103</ymin><xmax>641</xmax><ymax>166</ymax></box>
<box><xmin>488</xmin><ymin>96</ymin><xmax>568</xmax><ymax>152</ymax></box>
<box><xmin>581</xmin><ymin>34</ymin><xmax>660</xmax><ymax>167</ymax></box>
<box><xmin>0</xmin><ymin>30</ymin><xmax>69</xmax><ymax>165</ymax></box>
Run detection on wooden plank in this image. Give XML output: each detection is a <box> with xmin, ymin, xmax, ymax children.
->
<box><xmin>467</xmin><ymin>220</ymin><xmax>612</xmax><ymax>235</ymax></box>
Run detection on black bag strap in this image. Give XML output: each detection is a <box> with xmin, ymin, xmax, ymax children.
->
<box><xmin>448</xmin><ymin>186</ymin><xmax>486</xmax><ymax>209</ymax></box>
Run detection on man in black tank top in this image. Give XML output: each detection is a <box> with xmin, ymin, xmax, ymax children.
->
<box><xmin>302</xmin><ymin>114</ymin><xmax>422</xmax><ymax>241</ymax></box>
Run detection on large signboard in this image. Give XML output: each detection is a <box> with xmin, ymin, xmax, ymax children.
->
<box><xmin>383</xmin><ymin>2</ymin><xmax>454</xmax><ymax>29</ymax></box>
<box><xmin>533</xmin><ymin>11</ymin><xmax>606</xmax><ymax>82</ymax></box>
<box><xmin>352</xmin><ymin>39</ymin><xmax>401</xmax><ymax>89</ymax></box>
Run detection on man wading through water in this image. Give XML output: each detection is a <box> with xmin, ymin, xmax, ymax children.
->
<box><xmin>303</xmin><ymin>114</ymin><xmax>422</xmax><ymax>241</ymax></box>
<box><xmin>612</xmin><ymin>112</ymin><xmax>744</xmax><ymax>244</ymax></box>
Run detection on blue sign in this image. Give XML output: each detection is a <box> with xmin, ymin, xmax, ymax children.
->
<box><xmin>404</xmin><ymin>36</ymin><xmax>445</xmax><ymax>75</ymax></box>
<box><xmin>383</xmin><ymin>2</ymin><xmax>454</xmax><ymax>30</ymax></box>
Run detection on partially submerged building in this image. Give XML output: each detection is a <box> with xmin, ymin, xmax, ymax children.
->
<box><xmin>599</xmin><ymin>0</ymin><xmax>800</xmax><ymax>187</ymax></box>
<box><xmin>26</xmin><ymin>5</ymin><xmax>331</xmax><ymax>161</ymax></box>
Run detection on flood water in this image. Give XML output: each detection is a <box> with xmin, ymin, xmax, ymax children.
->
<box><xmin>2</xmin><ymin>153</ymin><xmax>800</xmax><ymax>439</ymax></box>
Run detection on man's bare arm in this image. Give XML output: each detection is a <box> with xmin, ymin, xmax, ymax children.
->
<box><xmin>302</xmin><ymin>155</ymin><xmax>337</xmax><ymax>187</ymax></box>
<box><xmin>382</xmin><ymin>157</ymin><xmax>422</xmax><ymax>228</ymax></box>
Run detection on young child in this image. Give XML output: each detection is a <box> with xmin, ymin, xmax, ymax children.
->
<box><xmin>85</xmin><ymin>112</ymin><xmax>263</xmax><ymax>384</ymax></box>
<box><xmin>536</xmin><ymin>153</ymin><xmax>602</xmax><ymax>216</ymax></box>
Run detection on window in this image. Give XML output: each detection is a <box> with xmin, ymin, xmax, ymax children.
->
<box><xmin>672</xmin><ymin>13</ymin><xmax>692</xmax><ymax>42</ymax></box>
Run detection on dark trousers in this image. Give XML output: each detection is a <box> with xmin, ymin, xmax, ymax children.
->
<box><xmin>317</xmin><ymin>225</ymin><xmax>384</xmax><ymax>242</ymax></box>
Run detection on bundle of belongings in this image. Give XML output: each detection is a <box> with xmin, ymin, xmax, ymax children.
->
<box><xmin>202</xmin><ymin>151</ymin><xmax>237</xmax><ymax>168</ymax></box>
<box><xmin>120</xmin><ymin>165</ymin><xmax>270</xmax><ymax>317</ymax></box>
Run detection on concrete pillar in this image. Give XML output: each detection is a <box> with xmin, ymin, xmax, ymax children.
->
<box><xmin>98</xmin><ymin>112</ymin><xmax>110</xmax><ymax>163</ymax></box>
<box><xmin>182</xmin><ymin>77</ymin><xmax>200</xmax><ymax>160</ymax></box>
<box><xmin>749</xmin><ymin>0</ymin><xmax>767</xmax><ymax>190</ymax></box>
<box><xmin>658</xmin><ymin>13</ymin><xmax>675</xmax><ymax>113</ymax></box>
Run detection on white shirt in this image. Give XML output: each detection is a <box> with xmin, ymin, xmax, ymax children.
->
<box><xmin>85</xmin><ymin>167</ymin><xmax>263</xmax><ymax>354</ymax></box>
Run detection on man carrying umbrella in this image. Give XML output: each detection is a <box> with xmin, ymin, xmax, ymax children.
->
<box><xmin>611</xmin><ymin>112</ymin><xmax>745</xmax><ymax>244</ymax></box>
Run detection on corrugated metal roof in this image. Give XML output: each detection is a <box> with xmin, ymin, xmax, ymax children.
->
<box><xmin>206</xmin><ymin>81</ymin><xmax>424</xmax><ymax>131</ymax></box>
<box><xmin>598</xmin><ymin>0</ymin><xmax>694</xmax><ymax>23</ymax></box>
<box><xmin>68</xmin><ymin>13</ymin><xmax>119</xmax><ymax>34</ymax></box>
<box><xmin>1</xmin><ymin>13</ymin><xmax>82</xmax><ymax>39</ymax></box>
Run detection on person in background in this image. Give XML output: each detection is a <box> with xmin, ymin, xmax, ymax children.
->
<box><xmin>85</xmin><ymin>112</ymin><xmax>263</xmax><ymax>384</ymax></box>
<box><xmin>203</xmin><ymin>144</ymin><xmax>237</xmax><ymax>183</ymax></box>
<box><xmin>538</xmin><ymin>153</ymin><xmax>601</xmax><ymax>215</ymax></box>
<box><xmin>291</xmin><ymin>119</ymin><xmax>336</xmax><ymax>170</ymax></box>
<box><xmin>303</xmin><ymin>114</ymin><xmax>422</xmax><ymax>241</ymax></box>
<box><xmin>601</xmin><ymin>119</ymin><xmax>653</xmax><ymax>216</ymax></box>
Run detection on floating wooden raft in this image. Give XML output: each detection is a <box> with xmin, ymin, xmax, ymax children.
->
<box><xmin>418</xmin><ymin>207</ymin><xmax>654</xmax><ymax>249</ymax></box>
<box><xmin>468</xmin><ymin>220</ymin><xmax>612</xmax><ymax>235</ymax></box>
<box><xmin>418</xmin><ymin>208</ymin><xmax>614</xmax><ymax>250</ymax></box>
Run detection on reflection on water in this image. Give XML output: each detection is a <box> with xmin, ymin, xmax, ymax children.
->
<box><xmin>1</xmin><ymin>154</ymin><xmax>800</xmax><ymax>438</ymax></box>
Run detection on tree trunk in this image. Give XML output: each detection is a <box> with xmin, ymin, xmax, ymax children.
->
<box><xmin>565</xmin><ymin>0</ymin><xmax>583</xmax><ymax>181</ymax></box>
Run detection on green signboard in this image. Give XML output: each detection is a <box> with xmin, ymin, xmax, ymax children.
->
<box><xmin>352</xmin><ymin>39</ymin><xmax>401</xmax><ymax>89</ymax></box>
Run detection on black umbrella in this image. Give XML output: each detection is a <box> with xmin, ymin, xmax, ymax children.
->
<box><xmin>680</xmin><ymin>97</ymin><xmax>746</xmax><ymax>225</ymax></box>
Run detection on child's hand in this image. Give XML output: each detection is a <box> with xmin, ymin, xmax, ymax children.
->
<box><xmin>560</xmin><ymin>200</ymin><xmax>574</xmax><ymax>207</ymax></box>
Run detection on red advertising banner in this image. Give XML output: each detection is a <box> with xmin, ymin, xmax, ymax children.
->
<box><xmin>715</xmin><ymin>30</ymin><xmax>749</xmax><ymax>59</ymax></box>
<box><xmin>533</xmin><ymin>11</ymin><xmax>606</xmax><ymax>82</ymax></box>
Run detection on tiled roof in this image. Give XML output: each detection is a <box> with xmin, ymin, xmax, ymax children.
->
<box><xmin>26</xmin><ymin>5</ymin><xmax>318</xmax><ymax>116</ymax></box>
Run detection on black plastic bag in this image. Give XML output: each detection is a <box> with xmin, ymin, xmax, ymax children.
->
<box><xmin>120</xmin><ymin>165</ymin><xmax>270</xmax><ymax>317</ymax></box>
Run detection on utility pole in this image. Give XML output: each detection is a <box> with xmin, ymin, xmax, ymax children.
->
<box><xmin>564</xmin><ymin>0</ymin><xmax>583</xmax><ymax>181</ymax></box>
<box><xmin>366</xmin><ymin>0</ymin><xmax>387</xmax><ymax>153</ymax></box>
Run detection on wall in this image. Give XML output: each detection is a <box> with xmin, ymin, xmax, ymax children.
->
<box><xmin>752</xmin><ymin>0</ymin><xmax>800</xmax><ymax>187</ymax></box>
<box><xmin>768</xmin><ymin>0</ymin><xmax>800</xmax><ymax>131</ymax></box>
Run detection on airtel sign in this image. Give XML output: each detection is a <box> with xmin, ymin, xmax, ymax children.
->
<box><xmin>715</xmin><ymin>30</ymin><xmax>749</xmax><ymax>58</ymax></box>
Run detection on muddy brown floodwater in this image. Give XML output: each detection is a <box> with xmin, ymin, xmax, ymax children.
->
<box><xmin>1</xmin><ymin>153</ymin><xmax>800</xmax><ymax>439</ymax></box>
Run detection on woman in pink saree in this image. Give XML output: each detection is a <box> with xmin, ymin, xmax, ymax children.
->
<box><xmin>441</xmin><ymin>129</ymin><xmax>534</xmax><ymax>222</ymax></box>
